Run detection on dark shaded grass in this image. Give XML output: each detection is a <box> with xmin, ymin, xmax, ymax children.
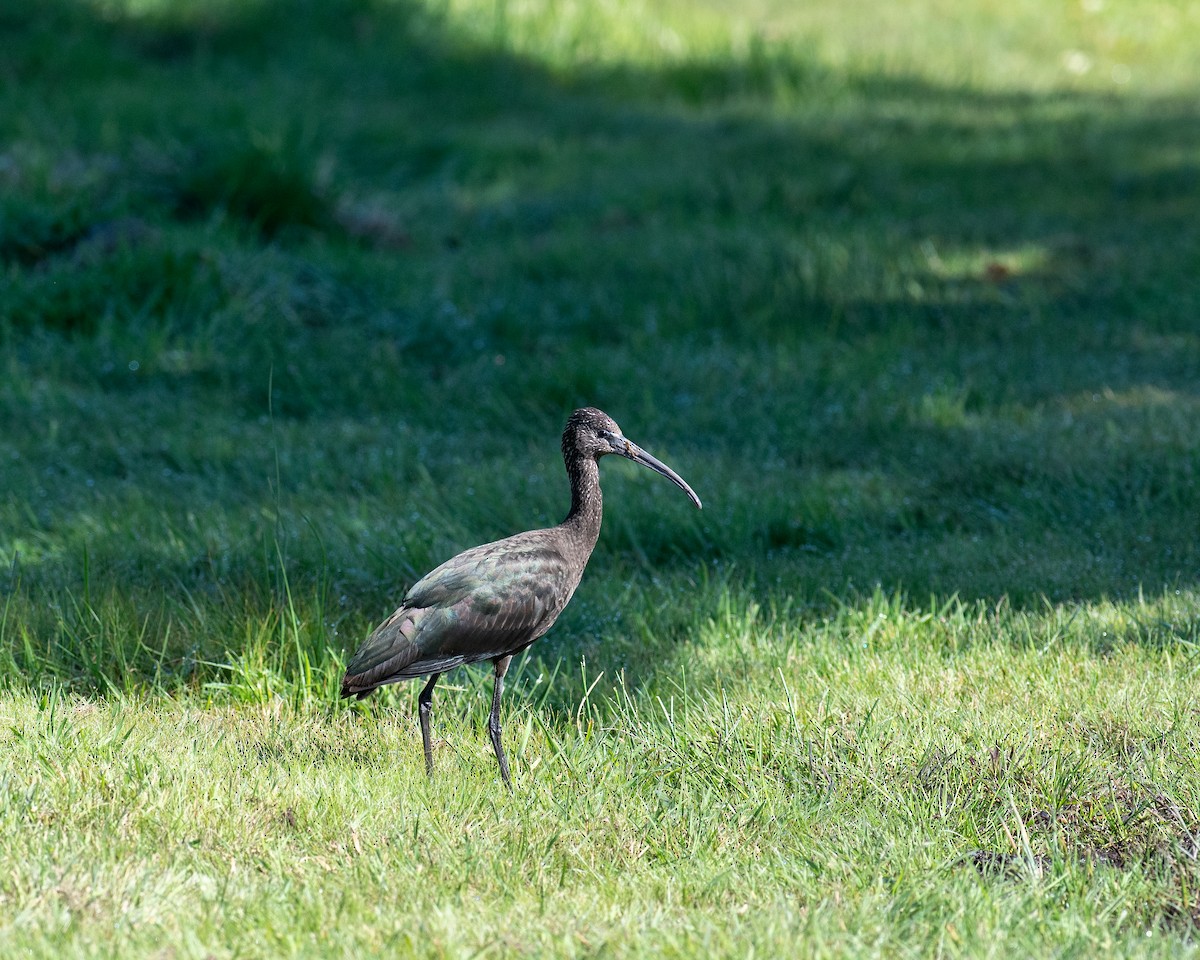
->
<box><xmin>1</xmin><ymin>0</ymin><xmax>1199</xmax><ymax>697</ymax></box>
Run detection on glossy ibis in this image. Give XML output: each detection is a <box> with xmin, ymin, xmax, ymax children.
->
<box><xmin>341</xmin><ymin>407</ymin><xmax>702</xmax><ymax>787</ymax></box>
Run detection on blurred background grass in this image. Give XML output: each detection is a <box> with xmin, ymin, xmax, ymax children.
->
<box><xmin>1</xmin><ymin>0</ymin><xmax>1198</xmax><ymax>695</ymax></box>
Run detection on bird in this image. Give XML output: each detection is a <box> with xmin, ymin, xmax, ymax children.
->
<box><xmin>341</xmin><ymin>407</ymin><xmax>702</xmax><ymax>788</ymax></box>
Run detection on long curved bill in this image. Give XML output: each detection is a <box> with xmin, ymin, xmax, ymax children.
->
<box><xmin>605</xmin><ymin>431</ymin><xmax>702</xmax><ymax>509</ymax></box>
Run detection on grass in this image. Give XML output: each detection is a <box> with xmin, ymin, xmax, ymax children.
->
<box><xmin>1</xmin><ymin>0</ymin><xmax>1199</xmax><ymax>955</ymax></box>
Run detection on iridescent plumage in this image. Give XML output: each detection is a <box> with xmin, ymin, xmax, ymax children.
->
<box><xmin>341</xmin><ymin>407</ymin><xmax>701</xmax><ymax>787</ymax></box>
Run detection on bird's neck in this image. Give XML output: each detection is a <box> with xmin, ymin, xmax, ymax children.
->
<box><xmin>562</xmin><ymin>456</ymin><xmax>603</xmax><ymax>545</ymax></box>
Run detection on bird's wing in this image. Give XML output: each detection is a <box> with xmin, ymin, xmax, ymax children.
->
<box><xmin>341</xmin><ymin>538</ymin><xmax>576</xmax><ymax>696</ymax></box>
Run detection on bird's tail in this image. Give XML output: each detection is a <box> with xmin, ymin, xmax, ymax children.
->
<box><xmin>339</xmin><ymin>679</ymin><xmax>374</xmax><ymax>700</ymax></box>
<box><xmin>341</xmin><ymin>606</ymin><xmax>428</xmax><ymax>700</ymax></box>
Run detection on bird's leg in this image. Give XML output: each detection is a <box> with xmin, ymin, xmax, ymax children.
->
<box><xmin>418</xmin><ymin>673</ymin><xmax>440</xmax><ymax>777</ymax></box>
<box><xmin>489</xmin><ymin>656</ymin><xmax>513</xmax><ymax>789</ymax></box>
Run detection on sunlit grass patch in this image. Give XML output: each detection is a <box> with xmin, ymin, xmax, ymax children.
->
<box><xmin>0</xmin><ymin>588</ymin><xmax>1197</xmax><ymax>954</ymax></box>
<box><xmin>436</xmin><ymin>0</ymin><xmax>730</xmax><ymax>64</ymax></box>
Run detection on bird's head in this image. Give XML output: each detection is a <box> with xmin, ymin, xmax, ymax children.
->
<box><xmin>563</xmin><ymin>407</ymin><xmax>702</xmax><ymax>509</ymax></box>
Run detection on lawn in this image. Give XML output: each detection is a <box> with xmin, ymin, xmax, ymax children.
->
<box><xmin>1</xmin><ymin>0</ymin><xmax>1199</xmax><ymax>955</ymax></box>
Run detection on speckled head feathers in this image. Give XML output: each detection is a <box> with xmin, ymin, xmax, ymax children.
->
<box><xmin>562</xmin><ymin>407</ymin><xmax>623</xmax><ymax>460</ymax></box>
<box><xmin>560</xmin><ymin>407</ymin><xmax>702</xmax><ymax>509</ymax></box>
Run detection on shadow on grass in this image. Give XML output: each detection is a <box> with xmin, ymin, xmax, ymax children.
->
<box><xmin>2</xmin><ymin>0</ymin><xmax>1199</xmax><ymax>699</ymax></box>
<box><xmin>6</xmin><ymin>0</ymin><xmax>1198</xmax><ymax>331</ymax></box>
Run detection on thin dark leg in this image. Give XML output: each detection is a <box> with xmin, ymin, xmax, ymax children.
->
<box><xmin>418</xmin><ymin>673</ymin><xmax>440</xmax><ymax>777</ymax></box>
<box><xmin>489</xmin><ymin>656</ymin><xmax>513</xmax><ymax>789</ymax></box>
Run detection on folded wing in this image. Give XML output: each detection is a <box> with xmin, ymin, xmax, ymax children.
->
<box><xmin>340</xmin><ymin>535</ymin><xmax>575</xmax><ymax>697</ymax></box>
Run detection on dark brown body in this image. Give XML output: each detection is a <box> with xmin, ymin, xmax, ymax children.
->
<box><xmin>341</xmin><ymin>407</ymin><xmax>701</xmax><ymax>787</ymax></box>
